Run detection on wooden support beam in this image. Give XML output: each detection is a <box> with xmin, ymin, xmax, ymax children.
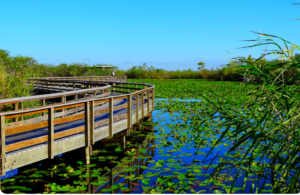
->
<box><xmin>141</xmin><ymin>91</ymin><xmax>144</xmax><ymax>118</ymax></box>
<box><xmin>48</xmin><ymin>107</ymin><xmax>54</xmax><ymax>159</ymax></box>
<box><xmin>127</xmin><ymin>94</ymin><xmax>132</xmax><ymax>136</ymax></box>
<box><xmin>0</xmin><ymin>115</ymin><xmax>5</xmax><ymax>176</ymax></box>
<box><xmin>147</xmin><ymin>89</ymin><xmax>150</xmax><ymax>115</ymax></box>
<box><xmin>42</xmin><ymin>99</ymin><xmax>46</xmax><ymax>116</ymax></box>
<box><xmin>89</xmin><ymin>101</ymin><xmax>94</xmax><ymax>145</ymax></box>
<box><xmin>14</xmin><ymin>103</ymin><xmax>18</xmax><ymax>122</ymax></box>
<box><xmin>84</xmin><ymin>101</ymin><xmax>91</xmax><ymax>164</ymax></box>
<box><xmin>20</xmin><ymin>102</ymin><xmax>23</xmax><ymax>121</ymax></box>
<box><xmin>136</xmin><ymin>93</ymin><xmax>139</xmax><ymax>124</ymax></box>
<box><xmin>152</xmin><ymin>88</ymin><xmax>155</xmax><ymax>112</ymax></box>
<box><xmin>109</xmin><ymin>98</ymin><xmax>113</xmax><ymax>137</ymax></box>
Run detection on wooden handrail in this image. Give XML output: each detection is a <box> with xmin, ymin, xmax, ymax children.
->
<box><xmin>0</xmin><ymin>77</ymin><xmax>155</xmax><ymax>172</ymax></box>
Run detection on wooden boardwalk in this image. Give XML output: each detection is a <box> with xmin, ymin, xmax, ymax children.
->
<box><xmin>0</xmin><ymin>76</ymin><xmax>154</xmax><ymax>175</ymax></box>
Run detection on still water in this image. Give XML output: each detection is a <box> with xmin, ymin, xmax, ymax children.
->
<box><xmin>0</xmin><ymin>99</ymin><xmax>272</xmax><ymax>194</ymax></box>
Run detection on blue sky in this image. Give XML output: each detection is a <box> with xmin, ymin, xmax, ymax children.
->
<box><xmin>1</xmin><ymin>0</ymin><xmax>300</xmax><ymax>70</ymax></box>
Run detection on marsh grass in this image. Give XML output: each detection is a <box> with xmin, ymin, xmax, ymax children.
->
<box><xmin>201</xmin><ymin>32</ymin><xmax>300</xmax><ymax>193</ymax></box>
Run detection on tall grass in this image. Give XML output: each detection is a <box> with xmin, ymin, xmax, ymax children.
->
<box><xmin>202</xmin><ymin>32</ymin><xmax>300</xmax><ymax>193</ymax></box>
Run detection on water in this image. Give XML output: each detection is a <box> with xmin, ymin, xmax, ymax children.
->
<box><xmin>1</xmin><ymin>98</ymin><xmax>274</xmax><ymax>193</ymax></box>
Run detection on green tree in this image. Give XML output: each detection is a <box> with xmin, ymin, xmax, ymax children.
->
<box><xmin>197</xmin><ymin>61</ymin><xmax>205</xmax><ymax>70</ymax></box>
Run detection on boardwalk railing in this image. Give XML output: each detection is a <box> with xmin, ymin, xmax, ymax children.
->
<box><xmin>0</xmin><ymin>76</ymin><xmax>154</xmax><ymax>176</ymax></box>
<box><xmin>33</xmin><ymin>75</ymin><xmax>127</xmax><ymax>82</ymax></box>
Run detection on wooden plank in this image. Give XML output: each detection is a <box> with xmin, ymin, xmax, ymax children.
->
<box><xmin>6</xmin><ymin>113</ymin><xmax>84</xmax><ymax>136</ymax></box>
<box><xmin>3</xmin><ymin>91</ymin><xmax>110</xmax><ymax>119</ymax></box>
<box><xmin>109</xmin><ymin>98</ymin><xmax>113</xmax><ymax>137</ymax></box>
<box><xmin>110</xmin><ymin>90</ymin><xmax>130</xmax><ymax>94</ymax></box>
<box><xmin>94</xmin><ymin>99</ymin><xmax>109</xmax><ymax>104</ymax></box>
<box><xmin>111</xmin><ymin>86</ymin><xmax>141</xmax><ymax>90</ymax></box>
<box><xmin>112</xmin><ymin>96</ymin><xmax>127</xmax><ymax>101</ymax></box>
<box><xmin>5</xmin><ymin>126</ymin><xmax>85</xmax><ymax>153</ymax></box>
<box><xmin>48</xmin><ymin>107</ymin><xmax>54</xmax><ymax>159</ymax></box>
<box><xmin>0</xmin><ymin>116</ymin><xmax>5</xmax><ymax>176</ymax></box>
<box><xmin>0</xmin><ymin>84</ymin><xmax>110</xmax><ymax>106</ymax></box>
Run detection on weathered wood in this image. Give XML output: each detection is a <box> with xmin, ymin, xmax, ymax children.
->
<box><xmin>111</xmin><ymin>86</ymin><xmax>141</xmax><ymax>90</ymax></box>
<box><xmin>89</xmin><ymin>101</ymin><xmax>94</xmax><ymax>145</ymax></box>
<box><xmin>84</xmin><ymin>101</ymin><xmax>91</xmax><ymax>165</ymax></box>
<box><xmin>136</xmin><ymin>93</ymin><xmax>139</xmax><ymax>124</ymax></box>
<box><xmin>110</xmin><ymin>90</ymin><xmax>130</xmax><ymax>94</ymax></box>
<box><xmin>141</xmin><ymin>91</ymin><xmax>144</xmax><ymax>118</ymax></box>
<box><xmin>20</xmin><ymin>102</ymin><xmax>24</xmax><ymax>121</ymax></box>
<box><xmin>6</xmin><ymin>113</ymin><xmax>84</xmax><ymax>136</ymax></box>
<box><xmin>127</xmin><ymin>95</ymin><xmax>132</xmax><ymax>136</ymax></box>
<box><xmin>4</xmin><ymin>92</ymin><xmax>110</xmax><ymax>119</ymax></box>
<box><xmin>147</xmin><ymin>89</ymin><xmax>150</xmax><ymax>115</ymax></box>
<box><xmin>0</xmin><ymin>116</ymin><xmax>5</xmax><ymax>175</ymax></box>
<box><xmin>109</xmin><ymin>98</ymin><xmax>113</xmax><ymax>137</ymax></box>
<box><xmin>152</xmin><ymin>87</ymin><xmax>155</xmax><ymax>112</ymax></box>
<box><xmin>112</xmin><ymin>96</ymin><xmax>127</xmax><ymax>101</ymax></box>
<box><xmin>48</xmin><ymin>107</ymin><xmax>54</xmax><ymax>159</ymax></box>
<box><xmin>94</xmin><ymin>99</ymin><xmax>109</xmax><ymax>104</ymax></box>
<box><xmin>5</xmin><ymin>101</ymin><xmax>125</xmax><ymax>130</ymax></box>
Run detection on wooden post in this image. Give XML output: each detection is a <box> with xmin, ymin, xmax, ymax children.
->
<box><xmin>59</xmin><ymin>82</ymin><xmax>62</xmax><ymax>92</ymax></box>
<box><xmin>136</xmin><ymin>93</ymin><xmax>139</xmax><ymax>124</ymax></box>
<box><xmin>147</xmin><ymin>89</ymin><xmax>150</xmax><ymax>115</ymax></box>
<box><xmin>141</xmin><ymin>91</ymin><xmax>144</xmax><ymax>118</ymax></box>
<box><xmin>89</xmin><ymin>101</ymin><xmax>95</xmax><ymax>145</ymax></box>
<box><xmin>61</xmin><ymin>97</ymin><xmax>66</xmax><ymax>117</ymax></box>
<box><xmin>84</xmin><ymin>101</ymin><xmax>91</xmax><ymax>165</ymax></box>
<box><xmin>14</xmin><ymin>103</ymin><xmax>18</xmax><ymax>122</ymax></box>
<box><xmin>48</xmin><ymin>107</ymin><xmax>54</xmax><ymax>159</ymax></box>
<box><xmin>0</xmin><ymin>115</ymin><xmax>6</xmax><ymax>176</ymax></box>
<box><xmin>127</xmin><ymin>94</ymin><xmax>132</xmax><ymax>136</ymax></box>
<box><xmin>127</xmin><ymin>84</ymin><xmax>129</xmax><ymax>92</ymax></box>
<box><xmin>42</xmin><ymin>99</ymin><xmax>46</xmax><ymax>116</ymax></box>
<box><xmin>20</xmin><ymin>102</ymin><xmax>23</xmax><ymax>121</ymax></box>
<box><xmin>109</xmin><ymin>98</ymin><xmax>113</xmax><ymax>137</ymax></box>
<box><xmin>112</xmin><ymin>83</ymin><xmax>115</xmax><ymax>92</ymax></box>
<box><xmin>120</xmin><ymin>83</ymin><xmax>122</xmax><ymax>92</ymax></box>
<box><xmin>73</xmin><ymin>82</ymin><xmax>75</xmax><ymax>91</ymax></box>
<box><xmin>152</xmin><ymin>88</ymin><xmax>155</xmax><ymax>112</ymax></box>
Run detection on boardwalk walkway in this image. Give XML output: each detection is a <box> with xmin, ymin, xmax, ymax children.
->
<box><xmin>0</xmin><ymin>76</ymin><xmax>155</xmax><ymax>175</ymax></box>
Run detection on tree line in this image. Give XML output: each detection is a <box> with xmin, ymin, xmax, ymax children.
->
<box><xmin>1</xmin><ymin>49</ymin><xmax>300</xmax><ymax>101</ymax></box>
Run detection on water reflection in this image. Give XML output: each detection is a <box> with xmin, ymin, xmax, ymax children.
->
<box><xmin>1</xmin><ymin>121</ymin><xmax>156</xmax><ymax>194</ymax></box>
